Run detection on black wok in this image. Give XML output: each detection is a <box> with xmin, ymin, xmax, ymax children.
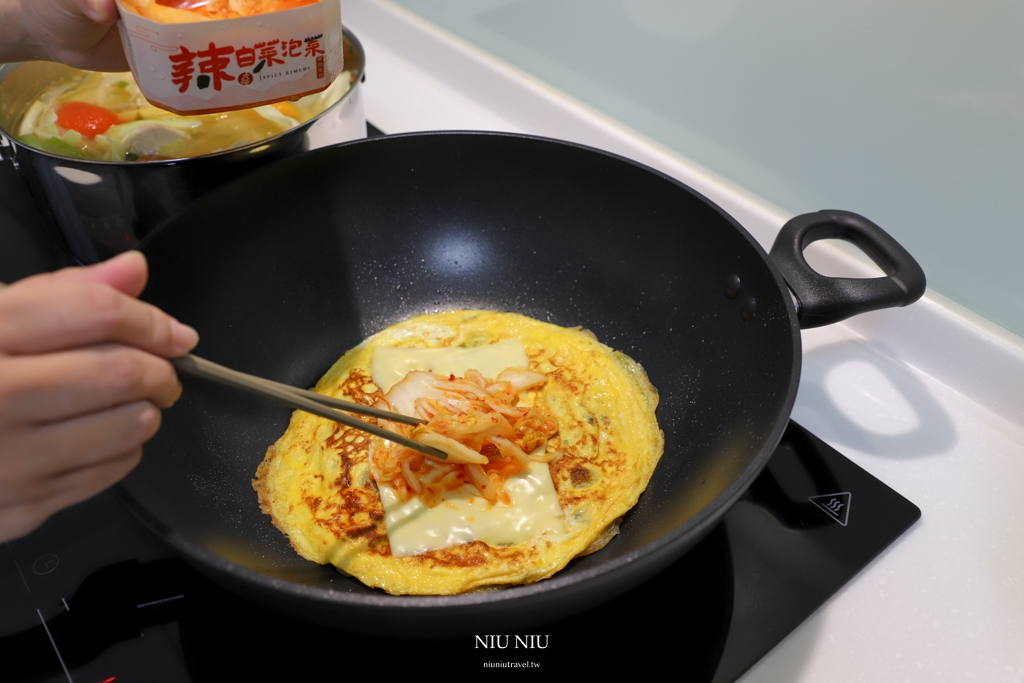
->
<box><xmin>122</xmin><ymin>131</ymin><xmax>924</xmax><ymax>638</ymax></box>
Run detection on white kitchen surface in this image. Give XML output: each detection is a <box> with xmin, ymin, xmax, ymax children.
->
<box><xmin>344</xmin><ymin>0</ymin><xmax>1024</xmax><ymax>680</ymax></box>
<box><xmin>391</xmin><ymin>0</ymin><xmax>1024</xmax><ymax>347</ymax></box>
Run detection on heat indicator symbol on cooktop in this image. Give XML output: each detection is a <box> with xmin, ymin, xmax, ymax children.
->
<box><xmin>809</xmin><ymin>492</ymin><xmax>852</xmax><ymax>527</ymax></box>
<box><xmin>31</xmin><ymin>553</ymin><xmax>59</xmax><ymax>575</ymax></box>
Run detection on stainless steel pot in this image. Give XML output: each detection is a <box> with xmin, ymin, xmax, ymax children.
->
<box><xmin>0</xmin><ymin>28</ymin><xmax>366</xmax><ymax>264</ymax></box>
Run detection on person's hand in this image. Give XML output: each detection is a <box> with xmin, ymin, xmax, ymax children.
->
<box><xmin>0</xmin><ymin>252</ymin><xmax>197</xmax><ymax>542</ymax></box>
<box><xmin>0</xmin><ymin>0</ymin><xmax>128</xmax><ymax>71</ymax></box>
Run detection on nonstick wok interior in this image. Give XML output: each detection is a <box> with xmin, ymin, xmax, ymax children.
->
<box><xmin>124</xmin><ymin>132</ymin><xmax>799</xmax><ymax>636</ymax></box>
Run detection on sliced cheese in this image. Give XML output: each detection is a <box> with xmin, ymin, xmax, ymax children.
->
<box><xmin>380</xmin><ymin>459</ymin><xmax>564</xmax><ymax>557</ymax></box>
<box><xmin>371</xmin><ymin>339</ymin><xmax>528</xmax><ymax>393</ymax></box>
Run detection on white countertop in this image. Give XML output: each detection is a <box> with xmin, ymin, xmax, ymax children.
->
<box><xmin>345</xmin><ymin>1</ymin><xmax>1024</xmax><ymax>680</ymax></box>
<box><xmin>392</xmin><ymin>0</ymin><xmax>1024</xmax><ymax>345</ymax></box>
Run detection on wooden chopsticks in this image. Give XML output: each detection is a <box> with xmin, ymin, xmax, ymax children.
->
<box><xmin>170</xmin><ymin>354</ymin><xmax>448</xmax><ymax>460</ymax></box>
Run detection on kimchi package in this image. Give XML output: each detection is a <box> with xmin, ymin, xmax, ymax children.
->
<box><xmin>115</xmin><ymin>0</ymin><xmax>343</xmax><ymax>115</ymax></box>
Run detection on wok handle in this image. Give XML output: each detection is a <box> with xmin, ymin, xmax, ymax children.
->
<box><xmin>769</xmin><ymin>210</ymin><xmax>926</xmax><ymax>329</ymax></box>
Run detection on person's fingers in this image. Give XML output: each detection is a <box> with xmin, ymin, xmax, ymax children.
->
<box><xmin>33</xmin><ymin>447</ymin><xmax>144</xmax><ymax>507</ymax></box>
<box><xmin>0</xmin><ymin>346</ymin><xmax>181</xmax><ymax>423</ymax></box>
<box><xmin>79</xmin><ymin>0</ymin><xmax>121</xmax><ymax>25</ymax></box>
<box><xmin>78</xmin><ymin>22</ymin><xmax>131</xmax><ymax>71</ymax></box>
<box><xmin>25</xmin><ymin>0</ymin><xmax>114</xmax><ymax>51</ymax></box>
<box><xmin>12</xmin><ymin>0</ymin><xmax>126</xmax><ymax>92</ymax></box>
<box><xmin>0</xmin><ymin>279</ymin><xmax>198</xmax><ymax>357</ymax></box>
<box><xmin>41</xmin><ymin>251</ymin><xmax>148</xmax><ymax>298</ymax></box>
<box><xmin>40</xmin><ymin>21</ymin><xmax>129</xmax><ymax>73</ymax></box>
<box><xmin>0</xmin><ymin>448</ymin><xmax>142</xmax><ymax>543</ymax></box>
<box><xmin>0</xmin><ymin>401</ymin><xmax>159</xmax><ymax>503</ymax></box>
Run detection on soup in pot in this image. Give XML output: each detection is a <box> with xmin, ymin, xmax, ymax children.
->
<box><xmin>15</xmin><ymin>69</ymin><xmax>353</xmax><ymax>162</ymax></box>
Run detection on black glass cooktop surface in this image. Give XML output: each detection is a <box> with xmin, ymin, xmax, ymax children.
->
<box><xmin>0</xmin><ymin>422</ymin><xmax>919</xmax><ymax>682</ymax></box>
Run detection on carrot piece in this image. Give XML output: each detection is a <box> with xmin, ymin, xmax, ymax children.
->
<box><xmin>56</xmin><ymin>102</ymin><xmax>123</xmax><ymax>138</ymax></box>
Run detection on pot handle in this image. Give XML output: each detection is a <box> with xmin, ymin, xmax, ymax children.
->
<box><xmin>0</xmin><ymin>134</ymin><xmax>18</xmax><ymax>171</ymax></box>
<box><xmin>769</xmin><ymin>210</ymin><xmax>926</xmax><ymax>329</ymax></box>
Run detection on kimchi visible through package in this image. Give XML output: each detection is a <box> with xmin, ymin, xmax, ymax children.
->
<box><xmin>115</xmin><ymin>0</ymin><xmax>343</xmax><ymax>115</ymax></box>
<box><xmin>119</xmin><ymin>0</ymin><xmax>320</xmax><ymax>23</ymax></box>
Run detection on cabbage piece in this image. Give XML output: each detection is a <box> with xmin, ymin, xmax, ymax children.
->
<box><xmin>254</xmin><ymin>105</ymin><xmax>299</xmax><ymax>130</ymax></box>
<box><xmin>94</xmin><ymin>134</ymin><xmax>124</xmax><ymax>162</ymax></box>
<box><xmin>33</xmin><ymin>109</ymin><xmax>60</xmax><ymax>140</ymax></box>
<box><xmin>60</xmin><ymin>130</ymin><xmax>83</xmax><ymax>147</ymax></box>
<box><xmin>296</xmin><ymin>70</ymin><xmax>352</xmax><ymax>117</ymax></box>
<box><xmin>18</xmin><ymin>135</ymin><xmax>90</xmax><ymax>159</ymax></box>
<box><xmin>17</xmin><ymin>101</ymin><xmax>46</xmax><ymax>137</ymax></box>
<box><xmin>136</xmin><ymin>106</ymin><xmax>178</xmax><ymax>120</ymax></box>
<box><xmin>104</xmin><ymin>118</ymin><xmax>199</xmax><ymax>142</ymax></box>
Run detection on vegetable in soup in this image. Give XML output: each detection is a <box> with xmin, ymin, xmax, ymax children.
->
<box><xmin>16</xmin><ymin>70</ymin><xmax>352</xmax><ymax>161</ymax></box>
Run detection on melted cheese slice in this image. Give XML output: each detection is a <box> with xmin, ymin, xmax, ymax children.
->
<box><xmin>371</xmin><ymin>342</ymin><xmax>565</xmax><ymax>557</ymax></box>
<box><xmin>380</xmin><ymin>460</ymin><xmax>564</xmax><ymax>557</ymax></box>
<box><xmin>371</xmin><ymin>340</ymin><xmax>528</xmax><ymax>393</ymax></box>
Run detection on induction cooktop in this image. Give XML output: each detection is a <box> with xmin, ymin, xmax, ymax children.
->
<box><xmin>0</xmin><ymin>421</ymin><xmax>919</xmax><ymax>682</ymax></box>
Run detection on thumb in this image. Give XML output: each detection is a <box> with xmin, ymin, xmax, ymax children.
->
<box><xmin>77</xmin><ymin>0</ymin><xmax>121</xmax><ymax>25</ymax></box>
<box><xmin>45</xmin><ymin>251</ymin><xmax>150</xmax><ymax>297</ymax></box>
